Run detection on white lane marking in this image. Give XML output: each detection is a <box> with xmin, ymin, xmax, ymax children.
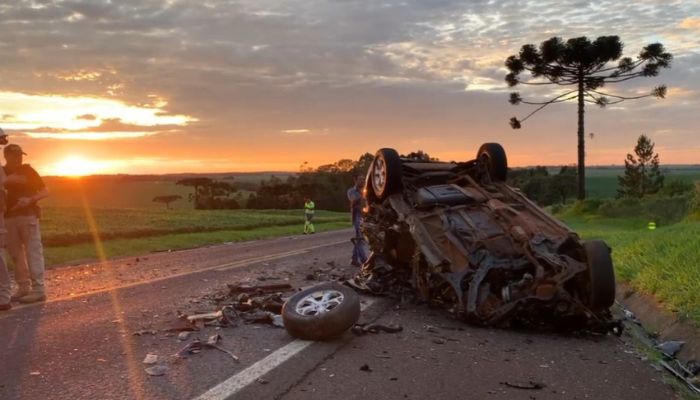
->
<box><xmin>195</xmin><ymin>340</ymin><xmax>313</xmax><ymax>400</ymax></box>
<box><xmin>194</xmin><ymin>299</ymin><xmax>376</xmax><ymax>400</ymax></box>
<box><xmin>0</xmin><ymin>239</ymin><xmax>348</xmax><ymax>317</ymax></box>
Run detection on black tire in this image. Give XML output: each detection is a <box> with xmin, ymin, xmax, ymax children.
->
<box><xmin>282</xmin><ymin>283</ymin><xmax>361</xmax><ymax>341</ymax></box>
<box><xmin>477</xmin><ymin>143</ymin><xmax>508</xmax><ymax>182</ymax></box>
<box><xmin>583</xmin><ymin>240</ymin><xmax>616</xmax><ymax>311</ymax></box>
<box><xmin>369</xmin><ymin>148</ymin><xmax>403</xmax><ymax>200</ymax></box>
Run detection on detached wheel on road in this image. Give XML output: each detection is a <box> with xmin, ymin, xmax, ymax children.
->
<box><xmin>282</xmin><ymin>283</ymin><xmax>361</xmax><ymax>341</ymax></box>
<box><xmin>583</xmin><ymin>240</ymin><xmax>616</xmax><ymax>311</ymax></box>
<box><xmin>476</xmin><ymin>143</ymin><xmax>508</xmax><ymax>182</ymax></box>
<box><xmin>369</xmin><ymin>148</ymin><xmax>403</xmax><ymax>201</ymax></box>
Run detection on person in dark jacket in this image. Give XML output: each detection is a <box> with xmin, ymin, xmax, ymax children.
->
<box><xmin>347</xmin><ymin>175</ymin><xmax>367</xmax><ymax>266</ymax></box>
<box><xmin>4</xmin><ymin>144</ymin><xmax>49</xmax><ymax>304</ymax></box>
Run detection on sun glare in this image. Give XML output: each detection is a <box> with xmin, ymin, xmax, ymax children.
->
<box><xmin>47</xmin><ymin>156</ymin><xmax>105</xmax><ymax>177</ymax></box>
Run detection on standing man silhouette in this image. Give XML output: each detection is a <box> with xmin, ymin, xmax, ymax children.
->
<box><xmin>4</xmin><ymin>144</ymin><xmax>49</xmax><ymax>304</ymax></box>
<box><xmin>0</xmin><ymin>129</ymin><xmax>10</xmax><ymax>310</ymax></box>
<box><xmin>347</xmin><ymin>175</ymin><xmax>367</xmax><ymax>266</ymax></box>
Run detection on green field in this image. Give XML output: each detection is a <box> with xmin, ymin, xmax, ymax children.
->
<box><xmin>38</xmin><ymin>207</ymin><xmax>350</xmax><ymax>266</ymax></box>
<box><xmin>561</xmin><ymin>215</ymin><xmax>700</xmax><ymax>326</ymax></box>
<box><xmin>585</xmin><ymin>165</ymin><xmax>700</xmax><ymax>198</ymax></box>
<box><xmin>42</xmin><ymin>172</ymin><xmax>292</xmax><ymax>209</ymax></box>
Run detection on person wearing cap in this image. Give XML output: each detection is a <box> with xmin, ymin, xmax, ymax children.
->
<box><xmin>0</xmin><ymin>128</ymin><xmax>11</xmax><ymax>310</ymax></box>
<box><xmin>4</xmin><ymin>144</ymin><xmax>49</xmax><ymax>304</ymax></box>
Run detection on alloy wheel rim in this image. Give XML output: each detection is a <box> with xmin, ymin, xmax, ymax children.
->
<box><xmin>372</xmin><ymin>157</ymin><xmax>386</xmax><ymax>194</ymax></box>
<box><xmin>295</xmin><ymin>290</ymin><xmax>345</xmax><ymax>316</ymax></box>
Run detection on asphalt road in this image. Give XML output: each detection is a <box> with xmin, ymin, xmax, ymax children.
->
<box><xmin>0</xmin><ymin>230</ymin><xmax>681</xmax><ymax>399</ymax></box>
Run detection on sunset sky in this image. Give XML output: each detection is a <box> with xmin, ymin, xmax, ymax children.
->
<box><xmin>1</xmin><ymin>0</ymin><xmax>698</xmax><ymax>175</ymax></box>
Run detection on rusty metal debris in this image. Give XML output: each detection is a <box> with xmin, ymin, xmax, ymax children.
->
<box><xmin>353</xmin><ymin>144</ymin><xmax>620</xmax><ymax>332</ymax></box>
<box><xmin>172</xmin><ymin>284</ymin><xmax>294</xmax><ymax>330</ymax></box>
<box><xmin>660</xmin><ymin>360</ymin><xmax>700</xmax><ymax>395</ymax></box>
<box><xmin>177</xmin><ymin>335</ymin><xmax>239</xmax><ymax>362</ymax></box>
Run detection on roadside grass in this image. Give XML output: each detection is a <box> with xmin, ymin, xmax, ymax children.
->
<box><xmin>40</xmin><ymin>207</ymin><xmax>348</xmax><ymax>246</ymax></box>
<box><xmin>33</xmin><ymin>207</ymin><xmax>351</xmax><ymax>266</ymax></box>
<box><xmin>44</xmin><ymin>220</ymin><xmax>351</xmax><ymax>267</ymax></box>
<box><xmin>561</xmin><ymin>215</ymin><xmax>700</xmax><ymax>326</ymax></box>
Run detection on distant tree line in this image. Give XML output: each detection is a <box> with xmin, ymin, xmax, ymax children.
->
<box><xmin>246</xmin><ymin>154</ymin><xmax>373</xmax><ymax>212</ymax></box>
<box><xmin>176</xmin><ymin>177</ymin><xmax>240</xmax><ymax>209</ymax></box>
<box><xmin>507</xmin><ymin>166</ymin><xmax>577</xmax><ymax>206</ymax></box>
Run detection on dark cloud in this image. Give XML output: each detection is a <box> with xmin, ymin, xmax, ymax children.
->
<box><xmin>0</xmin><ymin>0</ymin><xmax>698</xmax><ymax>167</ymax></box>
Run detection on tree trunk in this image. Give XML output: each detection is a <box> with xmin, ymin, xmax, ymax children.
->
<box><xmin>576</xmin><ymin>72</ymin><xmax>586</xmax><ymax>200</ymax></box>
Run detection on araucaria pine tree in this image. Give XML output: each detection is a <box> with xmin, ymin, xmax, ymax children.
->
<box><xmin>618</xmin><ymin>134</ymin><xmax>664</xmax><ymax>198</ymax></box>
<box><xmin>505</xmin><ymin>36</ymin><xmax>672</xmax><ymax>199</ymax></box>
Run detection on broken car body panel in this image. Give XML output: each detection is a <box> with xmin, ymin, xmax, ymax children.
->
<box><xmin>354</xmin><ymin>144</ymin><xmax>618</xmax><ymax>332</ymax></box>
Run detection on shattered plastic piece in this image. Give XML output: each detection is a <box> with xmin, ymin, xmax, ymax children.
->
<box><xmin>145</xmin><ymin>365</ymin><xmax>169</xmax><ymax>377</ymax></box>
<box><xmin>656</xmin><ymin>341</ymin><xmax>685</xmax><ymax>357</ymax></box>
<box><xmin>178</xmin><ymin>336</ymin><xmax>239</xmax><ymax>362</ymax></box>
<box><xmin>206</xmin><ymin>334</ymin><xmax>222</xmax><ymax>346</ymax></box>
<box><xmin>271</xmin><ymin>314</ymin><xmax>284</xmax><ymax>328</ymax></box>
<box><xmin>142</xmin><ymin>354</ymin><xmax>159</xmax><ymax>365</ymax></box>
<box><xmin>178</xmin><ymin>339</ymin><xmax>203</xmax><ymax>357</ymax></box>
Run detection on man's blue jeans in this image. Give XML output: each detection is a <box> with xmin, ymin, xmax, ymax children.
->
<box><xmin>351</xmin><ymin>213</ymin><xmax>367</xmax><ymax>265</ymax></box>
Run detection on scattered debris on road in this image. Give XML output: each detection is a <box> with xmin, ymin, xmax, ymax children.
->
<box><xmin>142</xmin><ymin>353</ymin><xmax>159</xmax><ymax>365</ymax></box>
<box><xmin>351</xmin><ymin>323</ymin><xmax>403</xmax><ymax>335</ymax></box>
<box><xmin>176</xmin><ymin>335</ymin><xmax>239</xmax><ymax>362</ymax></box>
<box><xmin>660</xmin><ymin>360</ymin><xmax>700</xmax><ymax>395</ymax></box>
<box><xmin>145</xmin><ymin>365</ymin><xmax>169</xmax><ymax>377</ymax></box>
<box><xmin>359</xmin><ymin>364</ymin><xmax>372</xmax><ymax>372</ymax></box>
<box><xmin>656</xmin><ymin>340</ymin><xmax>685</xmax><ymax>358</ymax></box>
<box><xmin>500</xmin><ymin>380</ymin><xmax>546</xmax><ymax>390</ymax></box>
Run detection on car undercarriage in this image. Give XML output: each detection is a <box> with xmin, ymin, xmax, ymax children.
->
<box><xmin>349</xmin><ymin>143</ymin><xmax>621</xmax><ymax>334</ymax></box>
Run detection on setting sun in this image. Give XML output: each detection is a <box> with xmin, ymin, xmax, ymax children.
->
<box><xmin>45</xmin><ymin>156</ymin><xmax>106</xmax><ymax>177</ymax></box>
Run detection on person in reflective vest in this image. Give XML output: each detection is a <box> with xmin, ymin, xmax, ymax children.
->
<box><xmin>304</xmin><ymin>197</ymin><xmax>315</xmax><ymax>234</ymax></box>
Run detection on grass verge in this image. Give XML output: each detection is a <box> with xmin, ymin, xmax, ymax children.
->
<box><xmin>45</xmin><ymin>220</ymin><xmax>351</xmax><ymax>267</ymax></box>
<box><xmin>561</xmin><ymin>215</ymin><xmax>700</xmax><ymax>326</ymax></box>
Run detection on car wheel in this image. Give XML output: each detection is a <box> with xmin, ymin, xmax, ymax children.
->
<box><xmin>477</xmin><ymin>143</ymin><xmax>508</xmax><ymax>182</ymax></box>
<box><xmin>282</xmin><ymin>283</ymin><xmax>361</xmax><ymax>341</ymax></box>
<box><xmin>370</xmin><ymin>148</ymin><xmax>403</xmax><ymax>200</ymax></box>
<box><xmin>583</xmin><ymin>240</ymin><xmax>616</xmax><ymax>311</ymax></box>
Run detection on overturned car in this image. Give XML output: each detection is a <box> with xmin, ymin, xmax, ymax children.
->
<box><xmin>351</xmin><ymin>143</ymin><xmax>620</xmax><ymax>333</ymax></box>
